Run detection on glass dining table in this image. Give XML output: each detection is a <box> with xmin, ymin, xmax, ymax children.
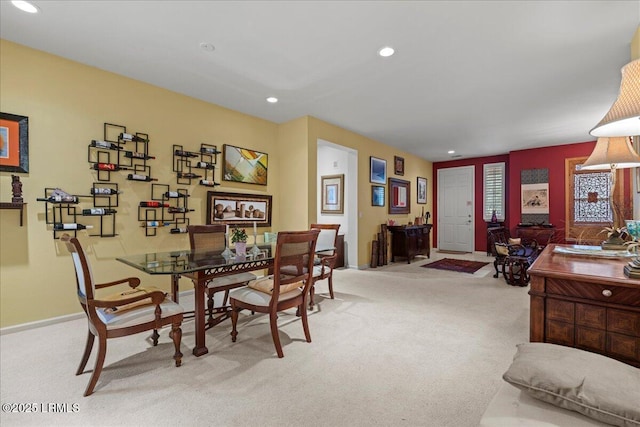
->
<box><xmin>117</xmin><ymin>246</ymin><xmax>274</xmax><ymax>357</ymax></box>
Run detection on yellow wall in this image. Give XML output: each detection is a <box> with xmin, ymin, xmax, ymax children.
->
<box><xmin>0</xmin><ymin>40</ymin><xmax>433</xmax><ymax>328</ymax></box>
<box><xmin>0</xmin><ymin>40</ymin><xmax>278</xmax><ymax>327</ymax></box>
<box><xmin>306</xmin><ymin>117</ymin><xmax>433</xmax><ymax>267</ymax></box>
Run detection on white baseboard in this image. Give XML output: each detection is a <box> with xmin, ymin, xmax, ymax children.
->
<box><xmin>0</xmin><ymin>289</ymin><xmax>197</xmax><ymax>336</ymax></box>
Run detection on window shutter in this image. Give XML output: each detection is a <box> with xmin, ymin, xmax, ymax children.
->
<box><xmin>483</xmin><ymin>162</ymin><xmax>505</xmax><ymax>222</ymax></box>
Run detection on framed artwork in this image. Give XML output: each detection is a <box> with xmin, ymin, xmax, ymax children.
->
<box><xmin>521</xmin><ymin>183</ymin><xmax>549</xmax><ymax>214</ymax></box>
<box><xmin>370</xmin><ymin>156</ymin><xmax>387</xmax><ymax>184</ymax></box>
<box><xmin>206</xmin><ymin>191</ymin><xmax>272</xmax><ymax>226</ymax></box>
<box><xmin>394</xmin><ymin>155</ymin><xmax>405</xmax><ymax>176</ymax></box>
<box><xmin>0</xmin><ymin>112</ymin><xmax>29</xmax><ymax>173</ymax></box>
<box><xmin>417</xmin><ymin>177</ymin><xmax>427</xmax><ymax>204</ymax></box>
<box><xmin>371</xmin><ymin>185</ymin><xmax>385</xmax><ymax>207</ymax></box>
<box><xmin>388</xmin><ymin>177</ymin><xmax>410</xmax><ymax>214</ymax></box>
<box><xmin>321</xmin><ymin>174</ymin><xmax>344</xmax><ymax>214</ymax></box>
<box><xmin>222</xmin><ymin>144</ymin><xmax>268</xmax><ymax>185</ymax></box>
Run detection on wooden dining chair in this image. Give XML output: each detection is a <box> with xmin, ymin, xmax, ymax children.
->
<box><xmin>61</xmin><ymin>234</ymin><xmax>183</xmax><ymax>397</ymax></box>
<box><xmin>309</xmin><ymin>223</ymin><xmax>340</xmax><ymax>308</ymax></box>
<box><xmin>229</xmin><ymin>229</ymin><xmax>320</xmax><ymax>358</ymax></box>
<box><xmin>186</xmin><ymin>224</ymin><xmax>257</xmax><ymax>328</ymax></box>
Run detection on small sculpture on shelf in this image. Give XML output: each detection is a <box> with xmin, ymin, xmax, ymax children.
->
<box><xmin>11</xmin><ymin>174</ymin><xmax>23</xmax><ymax>203</ymax></box>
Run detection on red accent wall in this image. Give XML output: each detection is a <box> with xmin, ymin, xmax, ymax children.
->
<box><xmin>433</xmin><ymin>154</ymin><xmax>509</xmax><ymax>253</ymax></box>
<box><xmin>432</xmin><ymin>140</ymin><xmax>632</xmax><ymax>252</ymax></box>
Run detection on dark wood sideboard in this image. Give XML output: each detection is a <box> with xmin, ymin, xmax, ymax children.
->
<box><xmin>388</xmin><ymin>224</ymin><xmax>432</xmax><ymax>264</ymax></box>
<box><xmin>528</xmin><ymin>244</ymin><xmax>640</xmax><ymax>367</ymax></box>
<box><xmin>516</xmin><ymin>225</ymin><xmax>555</xmax><ymax>247</ymax></box>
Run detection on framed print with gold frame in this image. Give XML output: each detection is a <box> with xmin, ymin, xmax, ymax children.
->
<box><xmin>321</xmin><ymin>174</ymin><xmax>344</xmax><ymax>214</ymax></box>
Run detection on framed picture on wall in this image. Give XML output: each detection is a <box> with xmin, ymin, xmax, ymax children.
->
<box><xmin>388</xmin><ymin>177</ymin><xmax>410</xmax><ymax>214</ymax></box>
<box><xmin>0</xmin><ymin>112</ymin><xmax>29</xmax><ymax>173</ymax></box>
<box><xmin>394</xmin><ymin>156</ymin><xmax>404</xmax><ymax>175</ymax></box>
<box><xmin>321</xmin><ymin>174</ymin><xmax>344</xmax><ymax>214</ymax></box>
<box><xmin>521</xmin><ymin>183</ymin><xmax>549</xmax><ymax>214</ymax></box>
<box><xmin>222</xmin><ymin>144</ymin><xmax>268</xmax><ymax>185</ymax></box>
<box><xmin>370</xmin><ymin>156</ymin><xmax>387</xmax><ymax>184</ymax></box>
<box><xmin>371</xmin><ymin>185</ymin><xmax>385</xmax><ymax>207</ymax></box>
<box><xmin>206</xmin><ymin>191</ymin><xmax>272</xmax><ymax>226</ymax></box>
<box><xmin>417</xmin><ymin>177</ymin><xmax>427</xmax><ymax>204</ymax></box>
<box><xmin>635</xmin><ymin>136</ymin><xmax>640</xmax><ymax>193</ymax></box>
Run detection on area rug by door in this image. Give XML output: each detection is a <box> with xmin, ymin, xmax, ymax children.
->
<box><xmin>421</xmin><ymin>258</ymin><xmax>489</xmax><ymax>274</ymax></box>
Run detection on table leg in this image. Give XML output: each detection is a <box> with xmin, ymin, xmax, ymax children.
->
<box><xmin>192</xmin><ymin>275</ymin><xmax>209</xmax><ymax>356</ymax></box>
<box><xmin>171</xmin><ymin>274</ymin><xmax>180</xmax><ymax>303</ymax></box>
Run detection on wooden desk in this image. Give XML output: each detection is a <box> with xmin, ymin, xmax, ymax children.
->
<box><xmin>528</xmin><ymin>244</ymin><xmax>640</xmax><ymax>367</ymax></box>
<box><xmin>388</xmin><ymin>224</ymin><xmax>432</xmax><ymax>263</ymax></box>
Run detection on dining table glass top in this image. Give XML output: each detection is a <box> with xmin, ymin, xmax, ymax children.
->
<box><xmin>116</xmin><ymin>245</ymin><xmax>274</xmax><ymax>275</ymax></box>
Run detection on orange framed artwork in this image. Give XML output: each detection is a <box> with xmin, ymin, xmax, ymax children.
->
<box><xmin>0</xmin><ymin>112</ymin><xmax>29</xmax><ymax>173</ymax></box>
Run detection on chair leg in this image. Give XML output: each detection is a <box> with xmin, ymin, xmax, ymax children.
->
<box><xmin>76</xmin><ymin>330</ymin><xmax>95</xmax><ymax>375</ymax></box>
<box><xmin>171</xmin><ymin>322</ymin><xmax>183</xmax><ymax>367</ymax></box>
<box><xmin>308</xmin><ymin>283</ymin><xmax>315</xmax><ymax>309</ymax></box>
<box><xmin>151</xmin><ymin>329</ymin><xmax>159</xmax><ymax>346</ymax></box>
<box><xmin>230</xmin><ymin>304</ymin><xmax>240</xmax><ymax>343</ymax></box>
<box><xmin>270</xmin><ymin>311</ymin><xmax>284</xmax><ymax>358</ymax></box>
<box><xmin>84</xmin><ymin>335</ymin><xmax>107</xmax><ymax>397</ymax></box>
<box><xmin>300</xmin><ymin>303</ymin><xmax>312</xmax><ymax>343</ymax></box>
<box><xmin>493</xmin><ymin>260</ymin><xmax>499</xmax><ymax>278</ymax></box>
<box><xmin>328</xmin><ymin>275</ymin><xmax>335</xmax><ymax>299</ymax></box>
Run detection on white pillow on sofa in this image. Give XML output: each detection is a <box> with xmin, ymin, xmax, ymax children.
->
<box><xmin>502</xmin><ymin>343</ymin><xmax>640</xmax><ymax>427</ymax></box>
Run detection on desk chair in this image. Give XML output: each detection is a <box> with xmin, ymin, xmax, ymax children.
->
<box><xmin>229</xmin><ymin>229</ymin><xmax>320</xmax><ymax>358</ymax></box>
<box><xmin>61</xmin><ymin>234</ymin><xmax>183</xmax><ymax>396</ymax></box>
<box><xmin>309</xmin><ymin>223</ymin><xmax>340</xmax><ymax>308</ymax></box>
<box><xmin>187</xmin><ymin>225</ymin><xmax>257</xmax><ymax>328</ymax></box>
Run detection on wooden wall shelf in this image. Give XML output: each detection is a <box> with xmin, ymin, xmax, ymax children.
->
<box><xmin>0</xmin><ymin>202</ymin><xmax>26</xmax><ymax>226</ymax></box>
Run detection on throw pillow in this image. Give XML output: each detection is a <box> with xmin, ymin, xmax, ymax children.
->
<box><xmin>102</xmin><ymin>286</ymin><xmax>166</xmax><ymax>314</ymax></box>
<box><xmin>248</xmin><ymin>276</ymin><xmax>302</xmax><ymax>295</ymax></box>
<box><xmin>503</xmin><ymin>342</ymin><xmax>640</xmax><ymax>427</ymax></box>
<box><xmin>495</xmin><ymin>243</ymin><xmax>509</xmax><ymax>256</ymax></box>
<box><xmin>508</xmin><ymin>237</ymin><xmax>522</xmax><ymax>245</ymax></box>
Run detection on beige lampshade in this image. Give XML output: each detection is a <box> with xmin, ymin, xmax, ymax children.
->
<box><xmin>581</xmin><ymin>136</ymin><xmax>640</xmax><ymax>170</ymax></box>
<box><xmin>590</xmin><ymin>59</ymin><xmax>640</xmax><ymax>137</ymax></box>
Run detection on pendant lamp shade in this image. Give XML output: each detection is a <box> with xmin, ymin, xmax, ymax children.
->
<box><xmin>590</xmin><ymin>59</ymin><xmax>640</xmax><ymax>137</ymax></box>
<box><xmin>581</xmin><ymin>136</ymin><xmax>640</xmax><ymax>170</ymax></box>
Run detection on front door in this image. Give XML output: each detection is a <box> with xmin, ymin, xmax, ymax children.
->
<box><xmin>437</xmin><ymin>166</ymin><xmax>474</xmax><ymax>252</ymax></box>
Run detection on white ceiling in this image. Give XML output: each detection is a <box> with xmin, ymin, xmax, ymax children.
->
<box><xmin>1</xmin><ymin>1</ymin><xmax>638</xmax><ymax>162</ymax></box>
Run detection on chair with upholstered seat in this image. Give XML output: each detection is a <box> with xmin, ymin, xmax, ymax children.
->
<box><xmin>229</xmin><ymin>229</ymin><xmax>320</xmax><ymax>358</ymax></box>
<box><xmin>61</xmin><ymin>234</ymin><xmax>183</xmax><ymax>397</ymax></box>
<box><xmin>186</xmin><ymin>224</ymin><xmax>257</xmax><ymax>328</ymax></box>
<box><xmin>487</xmin><ymin>226</ymin><xmax>539</xmax><ymax>285</ymax></box>
<box><xmin>309</xmin><ymin>223</ymin><xmax>340</xmax><ymax>308</ymax></box>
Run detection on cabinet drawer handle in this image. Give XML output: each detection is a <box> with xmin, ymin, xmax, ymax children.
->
<box><xmin>602</xmin><ymin>289</ymin><xmax>612</xmax><ymax>297</ymax></box>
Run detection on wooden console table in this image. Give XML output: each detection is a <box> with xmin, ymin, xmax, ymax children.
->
<box><xmin>516</xmin><ymin>225</ymin><xmax>555</xmax><ymax>247</ymax></box>
<box><xmin>529</xmin><ymin>244</ymin><xmax>640</xmax><ymax>367</ymax></box>
<box><xmin>388</xmin><ymin>224</ymin><xmax>432</xmax><ymax>264</ymax></box>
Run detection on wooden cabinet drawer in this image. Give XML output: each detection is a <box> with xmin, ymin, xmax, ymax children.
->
<box><xmin>608</xmin><ymin>309</ymin><xmax>640</xmax><ymax>336</ymax></box>
<box><xmin>547</xmin><ymin>298</ymin><xmax>574</xmax><ymax>322</ymax></box>
<box><xmin>576</xmin><ymin>326</ymin><xmax>606</xmax><ymax>352</ymax></box>
<box><xmin>547</xmin><ymin>278</ymin><xmax>640</xmax><ymax>305</ymax></box>
<box><xmin>576</xmin><ymin>303</ymin><xmax>605</xmax><ymax>328</ymax></box>
<box><xmin>546</xmin><ymin>320</ymin><xmax>574</xmax><ymax>346</ymax></box>
<box><xmin>607</xmin><ymin>333</ymin><xmax>640</xmax><ymax>360</ymax></box>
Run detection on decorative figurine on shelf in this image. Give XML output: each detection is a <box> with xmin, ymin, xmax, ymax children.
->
<box><xmin>11</xmin><ymin>175</ymin><xmax>23</xmax><ymax>203</ymax></box>
<box><xmin>491</xmin><ymin>210</ymin><xmax>498</xmax><ymax>223</ymax></box>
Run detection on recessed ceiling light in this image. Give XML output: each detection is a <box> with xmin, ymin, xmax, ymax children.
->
<box><xmin>199</xmin><ymin>42</ymin><xmax>215</xmax><ymax>52</ymax></box>
<box><xmin>266</xmin><ymin>97</ymin><xmax>278</xmax><ymax>103</ymax></box>
<box><xmin>448</xmin><ymin>150</ymin><xmax>455</xmax><ymax>154</ymax></box>
<box><xmin>378</xmin><ymin>46</ymin><xmax>395</xmax><ymax>57</ymax></box>
<box><xmin>12</xmin><ymin>0</ymin><xmax>39</xmax><ymax>13</ymax></box>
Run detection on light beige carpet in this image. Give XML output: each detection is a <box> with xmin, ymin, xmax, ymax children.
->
<box><xmin>0</xmin><ymin>252</ymin><xmax>529</xmax><ymax>427</ymax></box>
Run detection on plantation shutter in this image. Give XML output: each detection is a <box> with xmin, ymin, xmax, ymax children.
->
<box><xmin>483</xmin><ymin>162</ymin><xmax>505</xmax><ymax>222</ymax></box>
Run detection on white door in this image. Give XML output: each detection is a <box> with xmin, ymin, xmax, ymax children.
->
<box><xmin>437</xmin><ymin>166</ymin><xmax>474</xmax><ymax>252</ymax></box>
